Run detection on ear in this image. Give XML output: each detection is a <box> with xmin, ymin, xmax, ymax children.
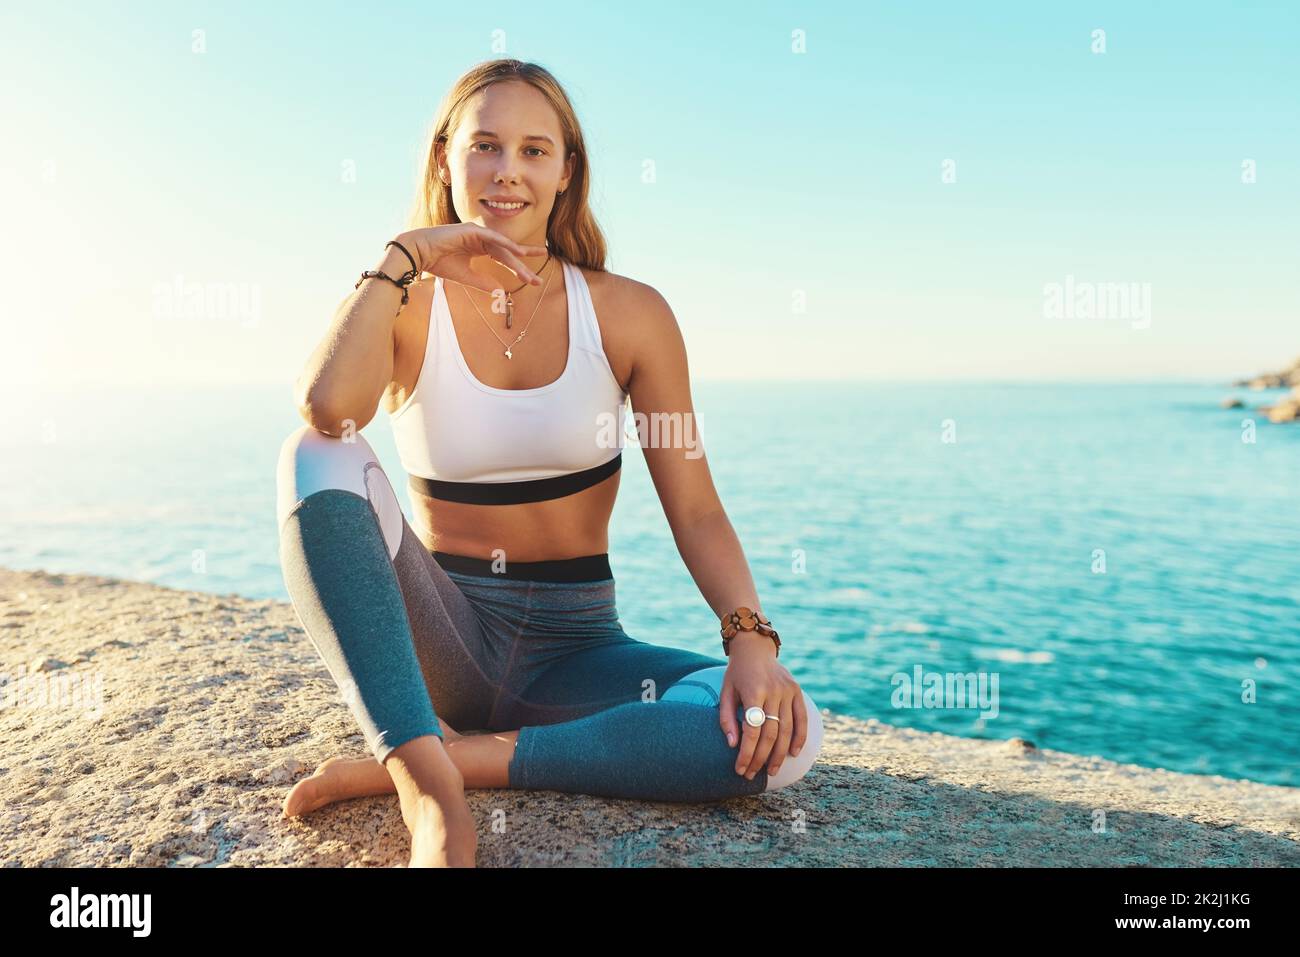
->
<box><xmin>560</xmin><ymin>150</ymin><xmax>577</xmax><ymax>193</ymax></box>
<box><xmin>434</xmin><ymin>140</ymin><xmax>450</xmax><ymax>187</ymax></box>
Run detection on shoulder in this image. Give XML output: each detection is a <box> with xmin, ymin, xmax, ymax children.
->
<box><xmin>577</xmin><ymin>267</ymin><xmax>684</xmax><ymax>392</ymax></box>
<box><xmin>579</xmin><ymin>265</ymin><xmax>678</xmax><ymax>338</ymax></box>
<box><xmin>581</xmin><ymin>265</ymin><xmax>664</xmax><ymax>306</ymax></box>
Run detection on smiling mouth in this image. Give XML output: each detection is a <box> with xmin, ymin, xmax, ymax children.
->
<box><xmin>481</xmin><ymin>199</ymin><xmax>529</xmax><ymax>211</ymax></box>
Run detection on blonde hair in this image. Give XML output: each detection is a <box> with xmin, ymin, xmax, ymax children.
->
<box><xmin>407</xmin><ymin>59</ymin><xmax>608</xmax><ymax>272</ymax></box>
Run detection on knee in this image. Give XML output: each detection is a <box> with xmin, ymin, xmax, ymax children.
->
<box><xmin>660</xmin><ymin>664</ymin><xmax>728</xmax><ymax>707</ymax></box>
<box><xmin>276</xmin><ymin>424</ymin><xmax>404</xmax><ymax>560</ymax></box>
<box><xmin>763</xmin><ymin>689</ymin><xmax>825</xmax><ymax>793</ymax></box>
<box><xmin>277</xmin><ymin>425</ymin><xmax>376</xmax><ymax>529</ymax></box>
<box><xmin>664</xmin><ymin>666</ymin><xmax>825</xmax><ymax>793</ymax></box>
<box><xmin>277</xmin><ymin>423</ymin><xmax>380</xmax><ymax>476</ymax></box>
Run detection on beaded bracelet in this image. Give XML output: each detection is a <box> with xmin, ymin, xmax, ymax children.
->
<box><xmin>720</xmin><ymin>607</ymin><xmax>781</xmax><ymax>657</ymax></box>
<box><xmin>355</xmin><ymin>268</ymin><xmax>417</xmax><ymax>305</ymax></box>
<box><xmin>356</xmin><ymin>240</ymin><xmax>421</xmax><ymax>306</ymax></box>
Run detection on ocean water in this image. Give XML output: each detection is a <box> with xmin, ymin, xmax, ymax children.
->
<box><xmin>1</xmin><ymin>381</ymin><xmax>1297</xmax><ymax>787</ymax></box>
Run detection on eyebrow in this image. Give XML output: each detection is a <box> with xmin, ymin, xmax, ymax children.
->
<box><xmin>469</xmin><ymin>129</ymin><xmax>556</xmax><ymax>146</ymax></box>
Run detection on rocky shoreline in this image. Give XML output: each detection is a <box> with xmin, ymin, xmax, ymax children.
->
<box><xmin>2</xmin><ymin>566</ymin><xmax>1298</xmax><ymax>867</ymax></box>
<box><xmin>1224</xmin><ymin>354</ymin><xmax>1300</xmax><ymax>421</ymax></box>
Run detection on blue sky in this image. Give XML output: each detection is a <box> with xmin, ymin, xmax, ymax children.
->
<box><xmin>1</xmin><ymin>0</ymin><xmax>1296</xmax><ymax>389</ymax></box>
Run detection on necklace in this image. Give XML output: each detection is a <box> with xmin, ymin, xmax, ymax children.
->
<box><xmin>453</xmin><ymin>262</ymin><xmax>554</xmax><ymax>360</ymax></box>
<box><xmin>497</xmin><ymin>251</ymin><xmax>552</xmax><ymax>329</ymax></box>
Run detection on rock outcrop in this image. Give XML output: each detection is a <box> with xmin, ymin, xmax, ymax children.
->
<box><xmin>3</xmin><ymin>567</ymin><xmax>1299</xmax><ymax>867</ymax></box>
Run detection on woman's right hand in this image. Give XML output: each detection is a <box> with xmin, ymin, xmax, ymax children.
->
<box><xmin>393</xmin><ymin>224</ymin><xmax>548</xmax><ymax>293</ymax></box>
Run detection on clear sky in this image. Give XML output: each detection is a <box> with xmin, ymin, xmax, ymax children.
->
<box><xmin>1</xmin><ymin>0</ymin><xmax>1296</xmax><ymax>390</ymax></box>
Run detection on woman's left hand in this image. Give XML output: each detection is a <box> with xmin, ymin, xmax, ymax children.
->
<box><xmin>718</xmin><ymin>634</ymin><xmax>808</xmax><ymax>780</ymax></box>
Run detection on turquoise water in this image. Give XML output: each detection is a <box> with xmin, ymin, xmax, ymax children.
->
<box><xmin>2</xmin><ymin>382</ymin><xmax>1297</xmax><ymax>787</ymax></box>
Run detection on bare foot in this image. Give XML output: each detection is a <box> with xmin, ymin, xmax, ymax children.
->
<box><xmin>282</xmin><ymin>756</ymin><xmax>356</xmax><ymax>818</ymax></box>
<box><xmin>283</xmin><ymin>723</ymin><xmax>465</xmax><ymax>819</ymax></box>
<box><xmin>284</xmin><ymin>734</ymin><xmax>478</xmax><ymax>866</ymax></box>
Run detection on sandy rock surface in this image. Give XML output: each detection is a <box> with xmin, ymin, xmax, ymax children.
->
<box><xmin>2</xmin><ymin>567</ymin><xmax>1298</xmax><ymax>867</ymax></box>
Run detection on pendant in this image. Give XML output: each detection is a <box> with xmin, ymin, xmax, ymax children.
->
<box><xmin>505</xmin><ymin>348</ymin><xmax>512</xmax><ymax>359</ymax></box>
<box><xmin>505</xmin><ymin>296</ymin><xmax>514</xmax><ymax>330</ymax></box>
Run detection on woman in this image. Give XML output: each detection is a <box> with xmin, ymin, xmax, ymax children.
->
<box><xmin>275</xmin><ymin>58</ymin><xmax>824</xmax><ymax>867</ymax></box>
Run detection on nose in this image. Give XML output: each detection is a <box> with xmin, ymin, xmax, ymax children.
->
<box><xmin>495</xmin><ymin>156</ymin><xmax>522</xmax><ymax>185</ymax></box>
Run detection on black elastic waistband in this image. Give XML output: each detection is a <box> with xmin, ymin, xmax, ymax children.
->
<box><xmin>409</xmin><ymin>452</ymin><xmax>622</xmax><ymax>505</ymax></box>
<box><xmin>431</xmin><ymin>550</ymin><xmax>613</xmax><ymax>583</ymax></box>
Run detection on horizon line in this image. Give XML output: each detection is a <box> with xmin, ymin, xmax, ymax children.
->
<box><xmin>0</xmin><ymin>377</ymin><xmax>1292</xmax><ymax>391</ymax></box>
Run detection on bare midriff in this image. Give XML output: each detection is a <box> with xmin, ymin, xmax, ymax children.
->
<box><xmin>410</xmin><ymin>469</ymin><xmax>621</xmax><ymax>561</ymax></box>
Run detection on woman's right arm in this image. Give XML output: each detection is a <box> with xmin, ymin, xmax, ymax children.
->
<box><xmin>293</xmin><ymin>244</ymin><xmax>415</xmax><ymax>436</ymax></box>
<box><xmin>293</xmin><ymin>226</ymin><xmax>546</xmax><ymax>436</ymax></box>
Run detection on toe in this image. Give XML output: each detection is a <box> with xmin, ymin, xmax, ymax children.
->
<box><xmin>283</xmin><ymin>773</ymin><xmax>328</xmax><ymax>817</ymax></box>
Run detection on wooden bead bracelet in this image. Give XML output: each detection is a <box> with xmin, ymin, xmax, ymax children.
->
<box><xmin>720</xmin><ymin>606</ymin><xmax>781</xmax><ymax>657</ymax></box>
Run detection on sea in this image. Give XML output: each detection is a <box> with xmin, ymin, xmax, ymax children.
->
<box><xmin>2</xmin><ymin>381</ymin><xmax>1297</xmax><ymax>787</ymax></box>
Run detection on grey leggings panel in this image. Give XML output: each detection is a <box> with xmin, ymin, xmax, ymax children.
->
<box><xmin>275</xmin><ymin>426</ymin><xmax>823</xmax><ymax>802</ymax></box>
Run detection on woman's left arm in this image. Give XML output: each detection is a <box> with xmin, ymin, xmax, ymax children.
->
<box><xmin>620</xmin><ymin>281</ymin><xmax>809</xmax><ymax>781</ymax></box>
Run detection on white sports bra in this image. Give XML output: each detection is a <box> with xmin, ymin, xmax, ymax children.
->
<box><xmin>387</xmin><ymin>258</ymin><xmax>629</xmax><ymax>505</ymax></box>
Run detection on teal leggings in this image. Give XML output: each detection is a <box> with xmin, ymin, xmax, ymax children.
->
<box><xmin>275</xmin><ymin>425</ymin><xmax>823</xmax><ymax>803</ymax></box>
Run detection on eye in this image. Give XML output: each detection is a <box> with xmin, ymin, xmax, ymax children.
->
<box><xmin>472</xmin><ymin>142</ymin><xmax>546</xmax><ymax>157</ymax></box>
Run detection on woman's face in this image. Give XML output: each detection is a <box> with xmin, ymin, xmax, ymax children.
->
<box><xmin>440</xmin><ymin>80</ymin><xmax>574</xmax><ymax>242</ymax></box>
